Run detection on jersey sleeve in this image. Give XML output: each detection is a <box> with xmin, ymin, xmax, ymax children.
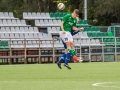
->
<box><xmin>62</xmin><ymin>14</ymin><xmax>70</xmax><ymax>23</ymax></box>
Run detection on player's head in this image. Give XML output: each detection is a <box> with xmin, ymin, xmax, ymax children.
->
<box><xmin>72</xmin><ymin>9</ymin><xmax>80</xmax><ymax>18</ymax></box>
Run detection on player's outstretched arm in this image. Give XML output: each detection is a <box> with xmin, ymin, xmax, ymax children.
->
<box><xmin>72</xmin><ymin>26</ymin><xmax>84</xmax><ymax>32</ymax></box>
<box><xmin>60</xmin><ymin>21</ymin><xmax>66</xmax><ymax>34</ymax></box>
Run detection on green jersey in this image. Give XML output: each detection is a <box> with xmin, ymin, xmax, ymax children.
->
<box><xmin>60</xmin><ymin>14</ymin><xmax>77</xmax><ymax>32</ymax></box>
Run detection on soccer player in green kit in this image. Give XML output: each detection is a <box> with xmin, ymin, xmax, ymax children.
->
<box><xmin>58</xmin><ymin>9</ymin><xmax>84</xmax><ymax>69</ymax></box>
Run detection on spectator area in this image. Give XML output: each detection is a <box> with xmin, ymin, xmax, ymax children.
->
<box><xmin>0</xmin><ymin>12</ymin><xmax>119</xmax><ymax>64</ymax></box>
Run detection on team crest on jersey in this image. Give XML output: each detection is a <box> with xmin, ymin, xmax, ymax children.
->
<box><xmin>68</xmin><ymin>22</ymin><xmax>73</xmax><ymax>26</ymax></box>
<box><xmin>74</xmin><ymin>20</ymin><xmax>76</xmax><ymax>23</ymax></box>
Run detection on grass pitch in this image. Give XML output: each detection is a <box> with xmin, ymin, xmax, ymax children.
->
<box><xmin>0</xmin><ymin>62</ymin><xmax>120</xmax><ymax>90</ymax></box>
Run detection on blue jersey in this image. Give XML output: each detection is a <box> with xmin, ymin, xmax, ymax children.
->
<box><xmin>62</xmin><ymin>30</ymin><xmax>80</xmax><ymax>49</ymax></box>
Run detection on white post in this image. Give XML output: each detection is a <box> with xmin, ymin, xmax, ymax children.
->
<box><xmin>84</xmin><ymin>0</ymin><xmax>87</xmax><ymax>20</ymax></box>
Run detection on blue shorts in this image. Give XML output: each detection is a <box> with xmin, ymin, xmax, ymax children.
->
<box><xmin>62</xmin><ymin>30</ymin><xmax>80</xmax><ymax>49</ymax></box>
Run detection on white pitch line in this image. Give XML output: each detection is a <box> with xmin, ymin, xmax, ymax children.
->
<box><xmin>92</xmin><ymin>82</ymin><xmax>120</xmax><ymax>88</ymax></box>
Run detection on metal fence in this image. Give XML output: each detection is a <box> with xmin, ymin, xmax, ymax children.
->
<box><xmin>0</xmin><ymin>37</ymin><xmax>120</xmax><ymax>64</ymax></box>
<box><xmin>108</xmin><ymin>26</ymin><xmax>120</xmax><ymax>37</ymax></box>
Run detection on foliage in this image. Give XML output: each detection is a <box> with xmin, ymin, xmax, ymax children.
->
<box><xmin>0</xmin><ymin>0</ymin><xmax>120</xmax><ymax>25</ymax></box>
<box><xmin>88</xmin><ymin>0</ymin><xmax>120</xmax><ymax>25</ymax></box>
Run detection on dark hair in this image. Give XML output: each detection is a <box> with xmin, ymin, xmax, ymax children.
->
<box><xmin>73</xmin><ymin>9</ymin><xmax>80</xmax><ymax>15</ymax></box>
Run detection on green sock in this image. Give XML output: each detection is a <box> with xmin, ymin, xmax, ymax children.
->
<box><xmin>71</xmin><ymin>48</ymin><xmax>76</xmax><ymax>56</ymax></box>
<box><xmin>68</xmin><ymin>48</ymin><xmax>76</xmax><ymax>56</ymax></box>
<box><xmin>68</xmin><ymin>48</ymin><xmax>74</xmax><ymax>56</ymax></box>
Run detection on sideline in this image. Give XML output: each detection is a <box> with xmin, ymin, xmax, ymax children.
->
<box><xmin>92</xmin><ymin>82</ymin><xmax>120</xmax><ymax>88</ymax></box>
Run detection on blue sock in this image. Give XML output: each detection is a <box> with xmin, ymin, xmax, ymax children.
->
<box><xmin>57</xmin><ymin>54</ymin><xmax>66</xmax><ymax>64</ymax></box>
<box><xmin>65</xmin><ymin>53</ymin><xmax>71</xmax><ymax>65</ymax></box>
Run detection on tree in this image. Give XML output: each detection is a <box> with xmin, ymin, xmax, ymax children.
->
<box><xmin>0</xmin><ymin>0</ymin><xmax>119</xmax><ymax>26</ymax></box>
<box><xmin>89</xmin><ymin>0</ymin><xmax>120</xmax><ymax>25</ymax></box>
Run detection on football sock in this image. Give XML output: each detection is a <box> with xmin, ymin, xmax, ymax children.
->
<box><xmin>68</xmin><ymin>48</ymin><xmax>76</xmax><ymax>56</ymax></box>
<box><xmin>57</xmin><ymin>54</ymin><xmax>66</xmax><ymax>64</ymax></box>
<box><xmin>71</xmin><ymin>48</ymin><xmax>77</xmax><ymax>56</ymax></box>
<box><xmin>65</xmin><ymin>53</ymin><xmax>71</xmax><ymax>65</ymax></box>
<box><xmin>68</xmin><ymin>48</ymin><xmax>74</xmax><ymax>56</ymax></box>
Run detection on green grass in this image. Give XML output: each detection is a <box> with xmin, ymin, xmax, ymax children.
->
<box><xmin>0</xmin><ymin>62</ymin><xmax>120</xmax><ymax>90</ymax></box>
